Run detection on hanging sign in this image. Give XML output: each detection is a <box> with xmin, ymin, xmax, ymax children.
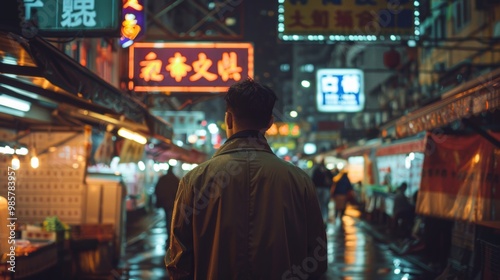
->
<box><xmin>22</xmin><ymin>0</ymin><xmax>120</xmax><ymax>36</ymax></box>
<box><xmin>129</xmin><ymin>42</ymin><xmax>254</xmax><ymax>93</ymax></box>
<box><xmin>279</xmin><ymin>0</ymin><xmax>418</xmax><ymax>42</ymax></box>
<box><xmin>316</xmin><ymin>68</ymin><xmax>364</xmax><ymax>112</ymax></box>
<box><xmin>120</xmin><ymin>0</ymin><xmax>146</xmax><ymax>48</ymax></box>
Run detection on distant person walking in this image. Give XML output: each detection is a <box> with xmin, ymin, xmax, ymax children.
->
<box><xmin>312</xmin><ymin>158</ymin><xmax>333</xmax><ymax>224</ymax></box>
<box><xmin>393</xmin><ymin>182</ymin><xmax>414</xmax><ymax>237</ymax></box>
<box><xmin>154</xmin><ymin>166</ymin><xmax>180</xmax><ymax>247</ymax></box>
<box><xmin>331</xmin><ymin>170</ymin><xmax>353</xmax><ymax>221</ymax></box>
<box><xmin>166</xmin><ymin>78</ymin><xmax>327</xmax><ymax>279</ymax></box>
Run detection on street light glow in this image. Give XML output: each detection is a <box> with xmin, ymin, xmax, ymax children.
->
<box><xmin>208</xmin><ymin>123</ymin><xmax>219</xmax><ymax>134</ymax></box>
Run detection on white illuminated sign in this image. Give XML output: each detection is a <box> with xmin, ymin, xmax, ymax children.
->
<box><xmin>316</xmin><ymin>69</ymin><xmax>365</xmax><ymax>113</ymax></box>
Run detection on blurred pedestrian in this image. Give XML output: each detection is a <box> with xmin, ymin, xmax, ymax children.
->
<box><xmin>166</xmin><ymin>78</ymin><xmax>327</xmax><ymax>280</ymax></box>
<box><xmin>331</xmin><ymin>170</ymin><xmax>353</xmax><ymax>221</ymax></box>
<box><xmin>312</xmin><ymin>158</ymin><xmax>333</xmax><ymax>224</ymax></box>
<box><xmin>393</xmin><ymin>182</ymin><xmax>414</xmax><ymax>237</ymax></box>
<box><xmin>154</xmin><ymin>165</ymin><xmax>180</xmax><ymax>247</ymax></box>
<box><xmin>331</xmin><ymin>167</ymin><xmax>340</xmax><ymax>177</ymax></box>
<box><xmin>382</xmin><ymin>167</ymin><xmax>392</xmax><ymax>192</ymax></box>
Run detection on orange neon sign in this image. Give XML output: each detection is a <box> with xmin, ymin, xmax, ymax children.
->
<box><xmin>190</xmin><ymin>53</ymin><xmax>218</xmax><ymax>82</ymax></box>
<box><xmin>139</xmin><ymin>52</ymin><xmax>163</xmax><ymax>82</ymax></box>
<box><xmin>129</xmin><ymin>42</ymin><xmax>254</xmax><ymax>93</ymax></box>
<box><xmin>120</xmin><ymin>0</ymin><xmax>145</xmax><ymax>47</ymax></box>
<box><xmin>123</xmin><ymin>0</ymin><xmax>143</xmax><ymax>11</ymax></box>
<box><xmin>166</xmin><ymin>52</ymin><xmax>192</xmax><ymax>82</ymax></box>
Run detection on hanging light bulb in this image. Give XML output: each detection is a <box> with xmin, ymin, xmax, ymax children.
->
<box><xmin>30</xmin><ymin>148</ymin><xmax>39</xmax><ymax>169</ymax></box>
<box><xmin>11</xmin><ymin>155</ymin><xmax>20</xmax><ymax>170</ymax></box>
<box><xmin>30</xmin><ymin>134</ymin><xmax>40</xmax><ymax>169</ymax></box>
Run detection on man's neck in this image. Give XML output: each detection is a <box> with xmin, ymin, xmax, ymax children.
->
<box><xmin>226</xmin><ymin>130</ymin><xmax>264</xmax><ymax>142</ymax></box>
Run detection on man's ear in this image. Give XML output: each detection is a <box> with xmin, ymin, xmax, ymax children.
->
<box><xmin>225</xmin><ymin>111</ymin><xmax>233</xmax><ymax>130</ymax></box>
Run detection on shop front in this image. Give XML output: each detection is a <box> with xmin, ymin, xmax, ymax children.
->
<box><xmin>386</xmin><ymin>68</ymin><xmax>500</xmax><ymax>279</ymax></box>
<box><xmin>353</xmin><ymin>136</ymin><xmax>426</xmax><ymax>225</ymax></box>
<box><xmin>0</xmin><ymin>29</ymin><xmax>191</xmax><ymax>278</ymax></box>
<box><xmin>340</xmin><ymin>139</ymin><xmax>380</xmax><ymax>209</ymax></box>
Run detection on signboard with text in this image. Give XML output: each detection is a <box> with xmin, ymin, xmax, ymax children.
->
<box><xmin>120</xmin><ymin>0</ymin><xmax>146</xmax><ymax>48</ymax></box>
<box><xmin>316</xmin><ymin>68</ymin><xmax>364</xmax><ymax>112</ymax></box>
<box><xmin>279</xmin><ymin>0</ymin><xmax>417</xmax><ymax>42</ymax></box>
<box><xmin>129</xmin><ymin>42</ymin><xmax>254</xmax><ymax>93</ymax></box>
<box><xmin>22</xmin><ymin>0</ymin><xmax>120</xmax><ymax>36</ymax></box>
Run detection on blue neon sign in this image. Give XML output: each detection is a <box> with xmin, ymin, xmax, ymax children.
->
<box><xmin>316</xmin><ymin>68</ymin><xmax>365</xmax><ymax>112</ymax></box>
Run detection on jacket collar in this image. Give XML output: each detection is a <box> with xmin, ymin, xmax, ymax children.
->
<box><xmin>213</xmin><ymin>130</ymin><xmax>274</xmax><ymax>157</ymax></box>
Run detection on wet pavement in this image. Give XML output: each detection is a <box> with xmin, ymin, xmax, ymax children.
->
<box><xmin>116</xmin><ymin>206</ymin><xmax>438</xmax><ymax>280</ymax></box>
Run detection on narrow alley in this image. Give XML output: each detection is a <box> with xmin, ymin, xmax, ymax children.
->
<box><xmin>116</xmin><ymin>206</ymin><xmax>439</xmax><ymax>280</ymax></box>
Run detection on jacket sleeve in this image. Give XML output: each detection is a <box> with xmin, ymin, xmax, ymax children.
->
<box><xmin>305</xmin><ymin>180</ymin><xmax>328</xmax><ymax>279</ymax></box>
<box><xmin>165</xmin><ymin>178</ymin><xmax>195</xmax><ymax>280</ymax></box>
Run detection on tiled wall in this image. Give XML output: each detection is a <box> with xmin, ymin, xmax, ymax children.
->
<box><xmin>0</xmin><ymin>131</ymin><xmax>86</xmax><ymax>225</ymax></box>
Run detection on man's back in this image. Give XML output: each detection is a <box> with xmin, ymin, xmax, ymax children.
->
<box><xmin>167</xmin><ymin>136</ymin><xmax>327</xmax><ymax>279</ymax></box>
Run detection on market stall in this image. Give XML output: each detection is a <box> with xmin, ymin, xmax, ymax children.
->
<box><xmin>340</xmin><ymin>138</ymin><xmax>381</xmax><ymax>186</ymax></box>
<box><xmin>382</xmin><ymin>66</ymin><xmax>500</xmax><ymax>278</ymax></box>
<box><xmin>0</xmin><ymin>29</ymin><xmax>177</xmax><ymax>278</ymax></box>
<box><xmin>359</xmin><ymin>135</ymin><xmax>426</xmax><ymax>223</ymax></box>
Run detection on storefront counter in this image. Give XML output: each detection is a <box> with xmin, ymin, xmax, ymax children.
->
<box><xmin>0</xmin><ymin>240</ymin><xmax>58</xmax><ymax>279</ymax></box>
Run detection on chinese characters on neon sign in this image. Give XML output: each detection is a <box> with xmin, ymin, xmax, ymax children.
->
<box><xmin>280</xmin><ymin>0</ymin><xmax>417</xmax><ymax>41</ymax></box>
<box><xmin>22</xmin><ymin>0</ymin><xmax>119</xmax><ymax>35</ymax></box>
<box><xmin>61</xmin><ymin>0</ymin><xmax>96</xmax><ymax>27</ymax></box>
<box><xmin>120</xmin><ymin>0</ymin><xmax>146</xmax><ymax>48</ymax></box>
<box><xmin>316</xmin><ymin>69</ymin><xmax>365</xmax><ymax>112</ymax></box>
<box><xmin>129</xmin><ymin>42</ymin><xmax>254</xmax><ymax>93</ymax></box>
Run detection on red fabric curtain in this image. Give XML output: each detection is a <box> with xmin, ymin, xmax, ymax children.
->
<box><xmin>417</xmin><ymin>132</ymin><xmax>500</xmax><ymax>222</ymax></box>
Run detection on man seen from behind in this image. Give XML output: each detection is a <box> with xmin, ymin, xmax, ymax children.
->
<box><xmin>165</xmin><ymin>78</ymin><xmax>327</xmax><ymax>279</ymax></box>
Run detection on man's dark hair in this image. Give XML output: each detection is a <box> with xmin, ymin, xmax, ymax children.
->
<box><xmin>224</xmin><ymin>78</ymin><xmax>277</xmax><ymax>129</ymax></box>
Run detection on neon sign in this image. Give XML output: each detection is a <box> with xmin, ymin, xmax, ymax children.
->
<box><xmin>278</xmin><ymin>0</ymin><xmax>419</xmax><ymax>42</ymax></box>
<box><xmin>129</xmin><ymin>42</ymin><xmax>254</xmax><ymax>93</ymax></box>
<box><xmin>22</xmin><ymin>0</ymin><xmax>120</xmax><ymax>36</ymax></box>
<box><xmin>316</xmin><ymin>69</ymin><xmax>365</xmax><ymax>112</ymax></box>
<box><xmin>120</xmin><ymin>0</ymin><xmax>145</xmax><ymax>48</ymax></box>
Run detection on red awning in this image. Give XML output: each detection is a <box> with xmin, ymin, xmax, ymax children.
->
<box><xmin>375</xmin><ymin>136</ymin><xmax>426</xmax><ymax>156</ymax></box>
<box><xmin>340</xmin><ymin>139</ymin><xmax>381</xmax><ymax>158</ymax></box>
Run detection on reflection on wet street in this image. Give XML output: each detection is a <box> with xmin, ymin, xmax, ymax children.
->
<box><xmin>120</xmin><ymin>224</ymin><xmax>170</xmax><ymax>280</ymax></box>
<box><xmin>119</xmin><ymin>206</ymin><xmax>435</xmax><ymax>280</ymax></box>
<box><xmin>321</xmin><ymin>207</ymin><xmax>434</xmax><ymax>280</ymax></box>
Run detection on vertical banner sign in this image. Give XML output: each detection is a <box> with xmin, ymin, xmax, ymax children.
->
<box><xmin>316</xmin><ymin>68</ymin><xmax>364</xmax><ymax>112</ymax></box>
<box><xmin>129</xmin><ymin>42</ymin><xmax>254</xmax><ymax>93</ymax></box>
<box><xmin>23</xmin><ymin>0</ymin><xmax>120</xmax><ymax>36</ymax></box>
<box><xmin>417</xmin><ymin>133</ymin><xmax>500</xmax><ymax>222</ymax></box>
<box><xmin>120</xmin><ymin>0</ymin><xmax>146</xmax><ymax>48</ymax></box>
<box><xmin>374</xmin><ymin>137</ymin><xmax>426</xmax><ymax>193</ymax></box>
<box><xmin>279</xmin><ymin>0</ymin><xmax>417</xmax><ymax>41</ymax></box>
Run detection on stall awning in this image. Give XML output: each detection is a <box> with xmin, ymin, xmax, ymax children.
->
<box><xmin>0</xmin><ymin>31</ymin><xmax>173</xmax><ymax>140</ymax></box>
<box><xmin>340</xmin><ymin>139</ymin><xmax>381</xmax><ymax>159</ymax></box>
<box><xmin>394</xmin><ymin>68</ymin><xmax>500</xmax><ymax>138</ymax></box>
<box><xmin>375</xmin><ymin>135</ymin><xmax>426</xmax><ymax>156</ymax></box>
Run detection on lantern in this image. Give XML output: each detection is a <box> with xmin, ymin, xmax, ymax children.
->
<box><xmin>383</xmin><ymin>48</ymin><xmax>400</xmax><ymax>69</ymax></box>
